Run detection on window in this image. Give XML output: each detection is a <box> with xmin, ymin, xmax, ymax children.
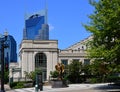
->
<box><xmin>35</xmin><ymin>53</ymin><xmax>47</xmax><ymax>81</ymax></box>
<box><xmin>84</xmin><ymin>59</ymin><xmax>90</xmax><ymax>65</ymax></box>
<box><xmin>35</xmin><ymin>53</ymin><xmax>47</xmax><ymax>68</ymax></box>
<box><xmin>61</xmin><ymin>59</ymin><xmax>68</xmax><ymax>66</ymax></box>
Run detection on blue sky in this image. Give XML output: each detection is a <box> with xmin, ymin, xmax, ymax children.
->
<box><xmin>0</xmin><ymin>0</ymin><xmax>94</xmax><ymax>50</ymax></box>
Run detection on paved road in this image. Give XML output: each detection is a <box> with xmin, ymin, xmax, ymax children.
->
<box><xmin>6</xmin><ymin>88</ymin><xmax>104</xmax><ymax>92</ymax></box>
<box><xmin>6</xmin><ymin>83</ymin><xmax>120</xmax><ymax>92</ymax></box>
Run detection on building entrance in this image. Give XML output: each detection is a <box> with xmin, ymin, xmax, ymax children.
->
<box><xmin>35</xmin><ymin>53</ymin><xmax>47</xmax><ymax>81</ymax></box>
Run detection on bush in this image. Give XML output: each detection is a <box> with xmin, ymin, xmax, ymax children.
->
<box><xmin>67</xmin><ymin>74</ymin><xmax>84</xmax><ymax>83</ymax></box>
<box><xmin>107</xmin><ymin>75</ymin><xmax>120</xmax><ymax>83</ymax></box>
<box><xmin>10</xmin><ymin>82</ymin><xmax>18</xmax><ymax>88</ymax></box>
<box><xmin>63</xmin><ymin>75</ymin><xmax>69</xmax><ymax>81</ymax></box>
<box><xmin>10</xmin><ymin>81</ymin><xmax>25</xmax><ymax>89</ymax></box>
<box><xmin>89</xmin><ymin>78</ymin><xmax>98</xmax><ymax>83</ymax></box>
<box><xmin>50</xmin><ymin>71</ymin><xmax>59</xmax><ymax>78</ymax></box>
<box><xmin>89</xmin><ymin>77</ymin><xmax>103</xmax><ymax>83</ymax></box>
<box><xmin>13</xmin><ymin>82</ymin><xmax>24</xmax><ymax>89</ymax></box>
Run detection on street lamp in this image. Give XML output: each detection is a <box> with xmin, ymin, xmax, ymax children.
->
<box><xmin>0</xmin><ymin>32</ymin><xmax>8</xmax><ymax>92</ymax></box>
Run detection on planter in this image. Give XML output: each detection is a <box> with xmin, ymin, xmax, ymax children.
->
<box><xmin>51</xmin><ymin>80</ymin><xmax>68</xmax><ymax>88</ymax></box>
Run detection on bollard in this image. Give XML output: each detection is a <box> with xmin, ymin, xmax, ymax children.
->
<box><xmin>35</xmin><ymin>84</ymin><xmax>38</xmax><ymax>92</ymax></box>
<box><xmin>35</xmin><ymin>74</ymin><xmax>39</xmax><ymax>92</ymax></box>
<box><xmin>38</xmin><ymin>74</ymin><xmax>43</xmax><ymax>91</ymax></box>
<box><xmin>39</xmin><ymin>82</ymin><xmax>43</xmax><ymax>91</ymax></box>
<box><xmin>35</xmin><ymin>73</ymin><xmax>43</xmax><ymax>91</ymax></box>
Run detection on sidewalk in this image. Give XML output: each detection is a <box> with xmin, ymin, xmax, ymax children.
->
<box><xmin>6</xmin><ymin>83</ymin><xmax>120</xmax><ymax>92</ymax></box>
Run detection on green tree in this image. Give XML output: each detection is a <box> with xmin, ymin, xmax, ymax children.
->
<box><xmin>24</xmin><ymin>69</ymin><xmax>42</xmax><ymax>84</ymax></box>
<box><xmin>82</xmin><ymin>64</ymin><xmax>91</xmax><ymax>77</ymax></box>
<box><xmin>68</xmin><ymin>60</ymin><xmax>83</xmax><ymax>83</ymax></box>
<box><xmin>84</xmin><ymin>0</ymin><xmax>120</xmax><ymax>81</ymax></box>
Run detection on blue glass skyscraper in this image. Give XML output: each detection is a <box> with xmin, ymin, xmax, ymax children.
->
<box><xmin>23</xmin><ymin>10</ymin><xmax>49</xmax><ymax>40</ymax></box>
<box><xmin>5</xmin><ymin>35</ymin><xmax>17</xmax><ymax>62</ymax></box>
<box><xmin>0</xmin><ymin>35</ymin><xmax>17</xmax><ymax>67</ymax></box>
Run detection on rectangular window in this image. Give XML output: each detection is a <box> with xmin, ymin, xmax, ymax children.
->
<box><xmin>84</xmin><ymin>59</ymin><xmax>90</xmax><ymax>65</ymax></box>
<box><xmin>61</xmin><ymin>59</ymin><xmax>68</xmax><ymax>66</ymax></box>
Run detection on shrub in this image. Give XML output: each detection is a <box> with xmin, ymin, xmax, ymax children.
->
<box><xmin>107</xmin><ymin>75</ymin><xmax>120</xmax><ymax>83</ymax></box>
<box><xmin>89</xmin><ymin>78</ymin><xmax>98</xmax><ymax>83</ymax></box>
<box><xmin>13</xmin><ymin>82</ymin><xmax>24</xmax><ymax>89</ymax></box>
<box><xmin>10</xmin><ymin>82</ymin><xmax>18</xmax><ymax>88</ymax></box>
<box><xmin>10</xmin><ymin>81</ymin><xmax>25</xmax><ymax>89</ymax></box>
<box><xmin>50</xmin><ymin>71</ymin><xmax>59</xmax><ymax>78</ymax></box>
<box><xmin>89</xmin><ymin>77</ymin><xmax>103</xmax><ymax>83</ymax></box>
<box><xmin>67</xmin><ymin>74</ymin><xmax>83</xmax><ymax>83</ymax></box>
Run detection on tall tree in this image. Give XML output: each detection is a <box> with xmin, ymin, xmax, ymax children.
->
<box><xmin>68</xmin><ymin>60</ymin><xmax>82</xmax><ymax>83</ymax></box>
<box><xmin>84</xmin><ymin>0</ymin><xmax>120</xmax><ymax>74</ymax></box>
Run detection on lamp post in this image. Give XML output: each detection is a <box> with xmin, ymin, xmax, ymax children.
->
<box><xmin>0</xmin><ymin>32</ymin><xmax>8</xmax><ymax>92</ymax></box>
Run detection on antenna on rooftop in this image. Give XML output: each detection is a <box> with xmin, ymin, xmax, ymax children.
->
<box><xmin>4</xmin><ymin>29</ymin><xmax>8</xmax><ymax>36</ymax></box>
<box><xmin>44</xmin><ymin>0</ymin><xmax>48</xmax><ymax>24</ymax></box>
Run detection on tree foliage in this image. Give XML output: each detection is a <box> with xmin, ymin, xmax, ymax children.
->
<box><xmin>68</xmin><ymin>60</ymin><xmax>83</xmax><ymax>83</ymax></box>
<box><xmin>84</xmin><ymin>0</ymin><xmax>120</xmax><ymax>74</ymax></box>
<box><xmin>24</xmin><ymin>68</ymin><xmax>42</xmax><ymax>81</ymax></box>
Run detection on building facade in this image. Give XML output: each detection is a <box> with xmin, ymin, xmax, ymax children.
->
<box><xmin>59</xmin><ymin>36</ymin><xmax>92</xmax><ymax>66</ymax></box>
<box><xmin>19</xmin><ymin>40</ymin><xmax>58</xmax><ymax>81</ymax></box>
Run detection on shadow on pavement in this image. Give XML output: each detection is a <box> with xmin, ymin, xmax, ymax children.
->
<box><xmin>93</xmin><ymin>83</ymin><xmax>120</xmax><ymax>92</ymax></box>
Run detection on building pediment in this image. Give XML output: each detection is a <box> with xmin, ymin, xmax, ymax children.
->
<box><xmin>65</xmin><ymin>36</ymin><xmax>92</xmax><ymax>51</ymax></box>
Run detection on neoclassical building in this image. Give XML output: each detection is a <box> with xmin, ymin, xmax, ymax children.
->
<box><xmin>9</xmin><ymin>9</ymin><xmax>92</xmax><ymax>81</ymax></box>
<box><xmin>19</xmin><ymin>40</ymin><xmax>58</xmax><ymax>81</ymax></box>
<box><xmin>59</xmin><ymin>36</ymin><xmax>92</xmax><ymax>66</ymax></box>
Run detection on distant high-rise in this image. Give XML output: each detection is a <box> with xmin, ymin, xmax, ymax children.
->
<box><xmin>23</xmin><ymin>10</ymin><xmax>49</xmax><ymax>40</ymax></box>
<box><xmin>0</xmin><ymin>35</ymin><xmax>17</xmax><ymax>66</ymax></box>
<box><xmin>5</xmin><ymin>35</ymin><xmax>17</xmax><ymax>62</ymax></box>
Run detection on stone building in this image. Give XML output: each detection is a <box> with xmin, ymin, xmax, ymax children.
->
<box><xmin>59</xmin><ymin>36</ymin><xmax>92</xmax><ymax>66</ymax></box>
<box><xmin>19</xmin><ymin>40</ymin><xmax>58</xmax><ymax>81</ymax></box>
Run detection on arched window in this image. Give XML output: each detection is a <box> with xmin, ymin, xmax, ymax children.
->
<box><xmin>35</xmin><ymin>52</ymin><xmax>47</xmax><ymax>81</ymax></box>
<box><xmin>35</xmin><ymin>53</ymin><xmax>47</xmax><ymax>68</ymax></box>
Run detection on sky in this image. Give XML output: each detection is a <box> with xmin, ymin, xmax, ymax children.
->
<box><xmin>0</xmin><ymin>0</ymin><xmax>94</xmax><ymax>51</ymax></box>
